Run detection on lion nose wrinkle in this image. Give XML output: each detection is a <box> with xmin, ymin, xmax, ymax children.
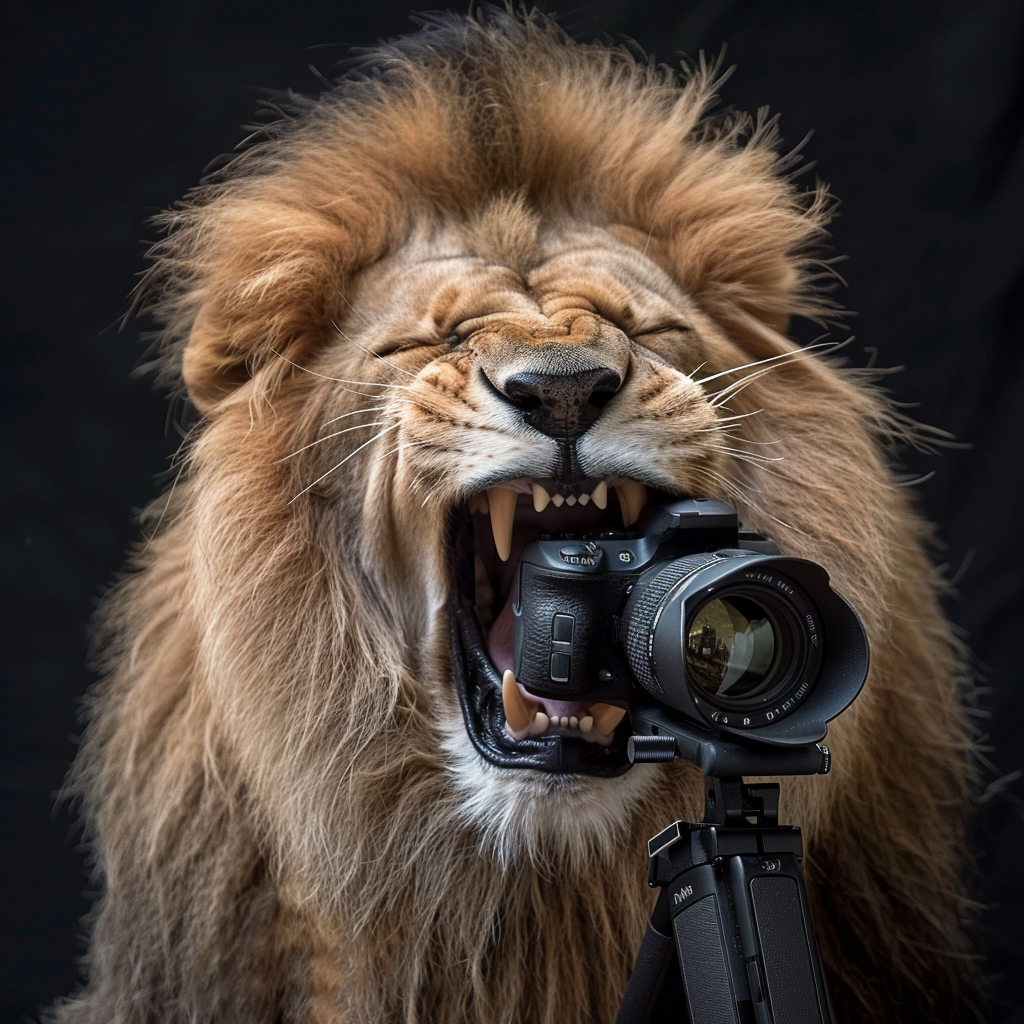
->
<box><xmin>502</xmin><ymin>368</ymin><xmax>622</xmax><ymax>439</ymax></box>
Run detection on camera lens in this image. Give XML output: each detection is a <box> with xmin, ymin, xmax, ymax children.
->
<box><xmin>624</xmin><ymin>554</ymin><xmax>828</xmax><ymax>730</ymax></box>
<box><xmin>685</xmin><ymin>595</ymin><xmax>780</xmax><ymax>704</ymax></box>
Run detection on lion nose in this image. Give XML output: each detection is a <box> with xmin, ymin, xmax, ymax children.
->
<box><xmin>502</xmin><ymin>367</ymin><xmax>623</xmax><ymax>440</ymax></box>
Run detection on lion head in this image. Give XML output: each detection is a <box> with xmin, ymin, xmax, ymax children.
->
<box><xmin>59</xmin><ymin>10</ymin><xmax>978</xmax><ymax>1024</ymax></box>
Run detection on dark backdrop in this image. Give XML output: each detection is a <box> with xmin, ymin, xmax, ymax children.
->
<box><xmin>3</xmin><ymin>1</ymin><xmax>1022</xmax><ymax>1020</ymax></box>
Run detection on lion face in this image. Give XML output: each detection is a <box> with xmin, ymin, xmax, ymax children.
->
<box><xmin>272</xmin><ymin>214</ymin><xmax>764</xmax><ymax>855</ymax></box>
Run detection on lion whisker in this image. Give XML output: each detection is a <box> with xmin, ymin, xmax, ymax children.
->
<box><xmin>690</xmin><ymin>466</ymin><xmax>747</xmax><ymax>506</ymax></box>
<box><xmin>271</xmin><ymin>348</ymin><xmax>413</xmax><ymax>391</ymax></box>
<box><xmin>640</xmin><ymin>225</ymin><xmax>655</xmax><ymax>258</ymax></box>
<box><xmin>694</xmin><ymin>426</ymin><xmax>783</xmax><ymax>449</ymax></box>
<box><xmin>717</xmin><ymin>432</ymin><xmax>782</xmax><ymax>447</ymax></box>
<box><xmin>706</xmin><ymin>444</ymin><xmax>783</xmax><ymax>465</ymax></box>
<box><xmin>708</xmin><ymin>367</ymin><xmax>783</xmax><ymax>408</ymax></box>
<box><xmin>140</xmin><ymin>455</ymin><xmax>190</xmax><ymax>549</ymax></box>
<box><xmin>289</xmin><ymin>422</ymin><xmax>400</xmax><ymax>502</ymax></box>
<box><xmin>278</xmin><ymin>421</ymin><xmax>392</xmax><ymax>461</ymax></box>
<box><xmin>693</xmin><ymin>408</ymin><xmax>765</xmax><ymax>430</ymax></box>
<box><xmin>707</xmin><ymin>364</ymin><xmax>779</xmax><ymax>401</ymax></box>
<box><xmin>333</xmin><ymin>288</ymin><xmax>374</xmax><ymax>331</ymax></box>
<box><xmin>380</xmin><ymin>440</ymin><xmax>431</xmax><ymax>461</ymax></box>
<box><xmin>695</xmin><ymin>466</ymin><xmax>802</xmax><ymax>535</ymax></box>
<box><xmin>330</xmin><ymin>319</ymin><xmax>419</xmax><ymax>379</ymax></box>
<box><xmin>318</xmin><ymin>405</ymin><xmax>390</xmax><ymax>429</ymax></box>
<box><xmin>699</xmin><ymin>343</ymin><xmax>840</xmax><ymax>411</ymax></box>
<box><xmin>693</xmin><ymin>340</ymin><xmax>836</xmax><ymax>388</ymax></box>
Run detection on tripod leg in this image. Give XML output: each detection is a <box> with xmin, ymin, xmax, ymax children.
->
<box><xmin>615</xmin><ymin>890</ymin><xmax>686</xmax><ymax>1024</ymax></box>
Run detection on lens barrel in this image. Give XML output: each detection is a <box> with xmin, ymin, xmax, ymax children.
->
<box><xmin>623</xmin><ymin>551</ymin><xmax>867</xmax><ymax>744</ymax></box>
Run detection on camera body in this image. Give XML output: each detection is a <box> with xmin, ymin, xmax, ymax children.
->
<box><xmin>511</xmin><ymin>498</ymin><xmax>868</xmax><ymax>748</ymax></box>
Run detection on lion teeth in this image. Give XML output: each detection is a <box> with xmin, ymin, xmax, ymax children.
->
<box><xmin>532</xmin><ymin>483</ymin><xmax>551</xmax><ymax>513</ymax></box>
<box><xmin>487</xmin><ymin>486</ymin><xmax>518</xmax><ymax>562</ymax></box>
<box><xmin>590</xmin><ymin>703</ymin><xmax>627</xmax><ymax>736</ymax></box>
<box><xmin>615</xmin><ymin>480</ymin><xmax>647</xmax><ymax>528</ymax></box>
<box><xmin>477</xmin><ymin>478</ymin><xmax>617</xmax><ymax>518</ymax></box>
<box><xmin>501</xmin><ymin>669</ymin><xmax>538</xmax><ymax>737</ymax></box>
<box><xmin>502</xmin><ymin>692</ymin><xmax>613</xmax><ymax>744</ymax></box>
<box><xmin>528</xmin><ymin>711</ymin><xmax>550</xmax><ymax>736</ymax></box>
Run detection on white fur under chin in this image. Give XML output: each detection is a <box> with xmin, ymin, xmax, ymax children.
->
<box><xmin>439</xmin><ymin>710</ymin><xmax>659</xmax><ymax>874</ymax></box>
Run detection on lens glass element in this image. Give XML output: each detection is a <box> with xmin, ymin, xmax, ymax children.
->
<box><xmin>685</xmin><ymin>595</ymin><xmax>780</xmax><ymax>705</ymax></box>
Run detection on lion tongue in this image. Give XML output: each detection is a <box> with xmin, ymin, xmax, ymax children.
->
<box><xmin>485</xmin><ymin>582</ymin><xmax>517</xmax><ymax>677</ymax></box>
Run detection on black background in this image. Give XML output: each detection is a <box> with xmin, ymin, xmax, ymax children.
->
<box><xmin>2</xmin><ymin>1</ymin><xmax>1022</xmax><ymax>1020</ymax></box>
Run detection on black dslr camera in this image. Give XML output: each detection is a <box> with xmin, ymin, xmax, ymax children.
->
<box><xmin>512</xmin><ymin>498</ymin><xmax>870</xmax><ymax>1024</ymax></box>
<box><xmin>511</xmin><ymin>497</ymin><xmax>868</xmax><ymax>757</ymax></box>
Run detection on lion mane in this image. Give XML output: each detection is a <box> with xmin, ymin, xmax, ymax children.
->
<box><xmin>55</xmin><ymin>9</ymin><xmax>979</xmax><ymax>1024</ymax></box>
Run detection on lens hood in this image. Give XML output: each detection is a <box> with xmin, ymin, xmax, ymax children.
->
<box><xmin>624</xmin><ymin>553</ymin><xmax>869</xmax><ymax>746</ymax></box>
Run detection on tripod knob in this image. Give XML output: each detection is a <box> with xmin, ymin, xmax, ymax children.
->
<box><xmin>627</xmin><ymin>735</ymin><xmax>677</xmax><ymax>763</ymax></box>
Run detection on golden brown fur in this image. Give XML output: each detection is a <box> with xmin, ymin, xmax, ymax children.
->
<box><xmin>55</xmin><ymin>10</ymin><xmax>979</xmax><ymax>1023</ymax></box>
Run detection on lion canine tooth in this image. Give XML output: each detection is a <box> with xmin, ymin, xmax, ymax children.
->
<box><xmin>590</xmin><ymin>703</ymin><xmax>627</xmax><ymax>736</ymax></box>
<box><xmin>487</xmin><ymin>487</ymin><xmax>518</xmax><ymax>561</ymax></box>
<box><xmin>615</xmin><ymin>480</ymin><xmax>648</xmax><ymax>528</ymax></box>
<box><xmin>501</xmin><ymin>669</ymin><xmax>537</xmax><ymax>735</ymax></box>
<box><xmin>532</xmin><ymin>483</ymin><xmax>551</xmax><ymax>513</ymax></box>
<box><xmin>591</xmin><ymin>480</ymin><xmax>608</xmax><ymax>510</ymax></box>
<box><xmin>529</xmin><ymin>711</ymin><xmax>550</xmax><ymax>736</ymax></box>
<box><xmin>579</xmin><ymin>715</ymin><xmax>594</xmax><ymax>733</ymax></box>
<box><xmin>552</xmin><ymin>493</ymin><xmax>565</xmax><ymax>507</ymax></box>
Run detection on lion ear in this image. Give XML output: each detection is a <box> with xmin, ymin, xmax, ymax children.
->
<box><xmin>163</xmin><ymin>199</ymin><xmax>373</xmax><ymax>416</ymax></box>
<box><xmin>180</xmin><ymin>305</ymin><xmax>256</xmax><ymax>414</ymax></box>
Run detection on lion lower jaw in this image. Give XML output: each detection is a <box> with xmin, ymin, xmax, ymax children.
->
<box><xmin>438</xmin><ymin>712</ymin><xmax>659</xmax><ymax>872</ymax></box>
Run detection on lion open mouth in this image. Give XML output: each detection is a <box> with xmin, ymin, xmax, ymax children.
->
<box><xmin>450</xmin><ymin>475</ymin><xmax>650</xmax><ymax>775</ymax></box>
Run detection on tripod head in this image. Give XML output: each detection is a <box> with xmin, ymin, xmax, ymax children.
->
<box><xmin>627</xmin><ymin>702</ymin><xmax>829</xmax><ymax>826</ymax></box>
<box><xmin>627</xmin><ymin>703</ymin><xmax>830</xmax><ymax>777</ymax></box>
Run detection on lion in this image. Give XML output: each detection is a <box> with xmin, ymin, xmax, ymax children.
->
<box><xmin>54</xmin><ymin>9</ymin><xmax>980</xmax><ymax>1024</ymax></box>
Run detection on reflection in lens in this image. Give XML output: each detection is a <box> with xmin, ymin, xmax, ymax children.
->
<box><xmin>686</xmin><ymin>596</ymin><xmax>778</xmax><ymax>704</ymax></box>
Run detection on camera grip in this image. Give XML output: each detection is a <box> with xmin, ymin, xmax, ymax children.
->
<box><xmin>512</xmin><ymin>561</ymin><xmax>634</xmax><ymax>701</ymax></box>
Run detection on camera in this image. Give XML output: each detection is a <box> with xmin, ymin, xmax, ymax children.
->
<box><xmin>511</xmin><ymin>498</ymin><xmax>868</xmax><ymax>748</ymax></box>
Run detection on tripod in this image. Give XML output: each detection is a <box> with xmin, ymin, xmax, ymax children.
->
<box><xmin>615</xmin><ymin>706</ymin><xmax>835</xmax><ymax>1024</ymax></box>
